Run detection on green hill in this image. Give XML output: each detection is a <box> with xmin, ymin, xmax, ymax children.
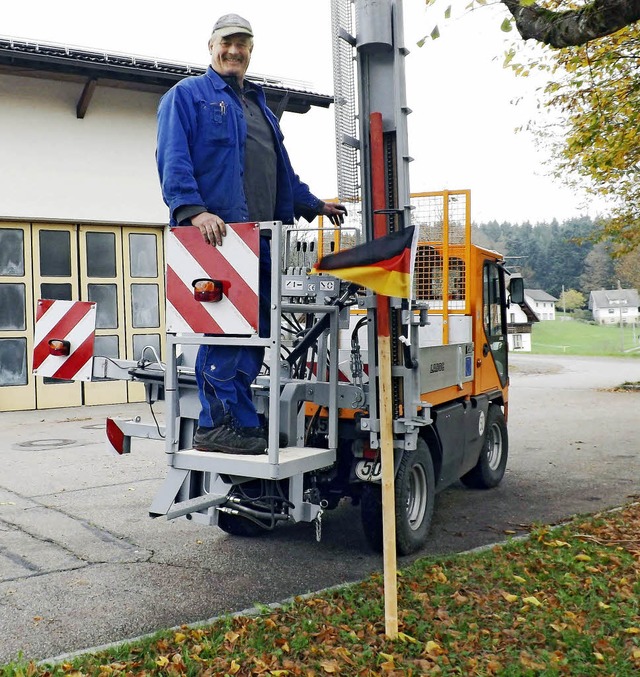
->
<box><xmin>531</xmin><ymin>317</ymin><xmax>640</xmax><ymax>356</ymax></box>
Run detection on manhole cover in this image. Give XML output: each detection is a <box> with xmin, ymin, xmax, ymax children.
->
<box><xmin>16</xmin><ymin>439</ymin><xmax>77</xmax><ymax>449</ymax></box>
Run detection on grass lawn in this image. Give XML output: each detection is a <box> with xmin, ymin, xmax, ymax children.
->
<box><xmin>531</xmin><ymin>317</ymin><xmax>640</xmax><ymax>357</ymax></box>
<box><xmin>4</xmin><ymin>502</ymin><xmax>639</xmax><ymax>676</ymax></box>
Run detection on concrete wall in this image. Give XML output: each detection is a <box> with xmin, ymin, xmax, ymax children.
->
<box><xmin>0</xmin><ymin>73</ymin><xmax>167</xmax><ymax>225</ymax></box>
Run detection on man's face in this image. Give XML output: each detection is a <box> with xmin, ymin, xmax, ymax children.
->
<box><xmin>209</xmin><ymin>33</ymin><xmax>253</xmax><ymax>80</ymax></box>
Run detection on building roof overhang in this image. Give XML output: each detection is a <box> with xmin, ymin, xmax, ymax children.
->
<box><xmin>0</xmin><ymin>36</ymin><xmax>333</xmax><ymax>119</ymax></box>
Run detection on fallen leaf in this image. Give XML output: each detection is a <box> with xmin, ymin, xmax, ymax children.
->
<box><xmin>500</xmin><ymin>591</ymin><xmax>518</xmax><ymax>603</ymax></box>
<box><xmin>174</xmin><ymin>631</ymin><xmax>187</xmax><ymax>643</ymax></box>
<box><xmin>575</xmin><ymin>553</ymin><xmax>591</xmax><ymax>562</ymax></box>
<box><xmin>320</xmin><ymin>659</ymin><xmax>340</xmax><ymax>673</ymax></box>
<box><xmin>597</xmin><ymin>602</ymin><xmax>611</xmax><ymax>610</ymax></box>
<box><xmin>593</xmin><ymin>652</ymin><xmax>605</xmax><ymax>662</ymax></box>
<box><xmin>623</xmin><ymin>627</ymin><xmax>640</xmax><ymax>634</ymax></box>
<box><xmin>522</xmin><ymin>596</ymin><xmax>542</xmax><ymax>607</ymax></box>
<box><xmin>229</xmin><ymin>658</ymin><xmax>240</xmax><ymax>674</ymax></box>
<box><xmin>513</xmin><ymin>575</ymin><xmax>527</xmax><ymax>583</ymax></box>
<box><xmin>397</xmin><ymin>631</ymin><xmax>418</xmax><ymax>643</ymax></box>
<box><xmin>225</xmin><ymin>630</ymin><xmax>240</xmax><ymax>644</ymax></box>
<box><xmin>424</xmin><ymin>640</ymin><xmax>444</xmax><ymax>656</ymax></box>
<box><xmin>155</xmin><ymin>656</ymin><xmax>169</xmax><ymax>667</ymax></box>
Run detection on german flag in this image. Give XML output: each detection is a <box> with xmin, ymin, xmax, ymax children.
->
<box><xmin>311</xmin><ymin>226</ymin><xmax>416</xmax><ymax>298</ymax></box>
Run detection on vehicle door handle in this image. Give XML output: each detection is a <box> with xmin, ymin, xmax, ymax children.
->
<box><xmin>483</xmin><ymin>343</ymin><xmax>490</xmax><ymax>357</ymax></box>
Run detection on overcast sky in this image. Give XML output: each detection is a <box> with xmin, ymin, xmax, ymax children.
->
<box><xmin>2</xmin><ymin>0</ymin><xmax>605</xmax><ymax>224</ymax></box>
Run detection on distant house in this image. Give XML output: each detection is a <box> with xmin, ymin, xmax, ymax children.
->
<box><xmin>525</xmin><ymin>289</ymin><xmax>558</xmax><ymax>321</ymax></box>
<box><xmin>588</xmin><ymin>288</ymin><xmax>640</xmax><ymax>325</ymax></box>
<box><xmin>507</xmin><ymin>297</ymin><xmax>539</xmax><ymax>352</ymax></box>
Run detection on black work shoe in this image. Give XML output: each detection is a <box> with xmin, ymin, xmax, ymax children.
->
<box><xmin>241</xmin><ymin>426</ymin><xmax>288</xmax><ymax>447</ymax></box>
<box><xmin>193</xmin><ymin>418</ymin><xmax>266</xmax><ymax>455</ymax></box>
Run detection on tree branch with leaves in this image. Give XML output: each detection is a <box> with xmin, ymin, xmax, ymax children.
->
<box><xmin>501</xmin><ymin>0</ymin><xmax>640</xmax><ymax>47</ymax></box>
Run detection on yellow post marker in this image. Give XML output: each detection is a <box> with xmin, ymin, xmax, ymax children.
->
<box><xmin>370</xmin><ymin>110</ymin><xmax>398</xmax><ymax>639</ymax></box>
<box><xmin>377</xmin><ymin>327</ymin><xmax>398</xmax><ymax>638</ymax></box>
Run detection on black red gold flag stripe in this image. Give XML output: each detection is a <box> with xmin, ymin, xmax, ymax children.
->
<box><xmin>311</xmin><ymin>226</ymin><xmax>416</xmax><ymax>298</ymax></box>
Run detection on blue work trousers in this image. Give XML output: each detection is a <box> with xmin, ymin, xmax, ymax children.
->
<box><xmin>195</xmin><ymin>237</ymin><xmax>272</xmax><ymax>429</ymax></box>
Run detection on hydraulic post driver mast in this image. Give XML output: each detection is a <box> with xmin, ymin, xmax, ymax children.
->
<box><xmin>43</xmin><ymin>0</ymin><xmax>521</xmax><ymax>556</ymax></box>
<box><xmin>332</xmin><ymin>0</ymin><xmax>423</xmax><ymax>448</ymax></box>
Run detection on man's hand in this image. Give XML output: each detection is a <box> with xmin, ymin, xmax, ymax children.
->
<box><xmin>191</xmin><ymin>211</ymin><xmax>226</xmax><ymax>246</ymax></box>
<box><xmin>321</xmin><ymin>202</ymin><xmax>348</xmax><ymax>227</ymax></box>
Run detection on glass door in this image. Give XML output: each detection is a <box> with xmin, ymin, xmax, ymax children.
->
<box><xmin>80</xmin><ymin>226</ymin><xmax>128</xmax><ymax>405</ymax></box>
<box><xmin>32</xmin><ymin>224</ymin><xmax>82</xmax><ymax>408</ymax></box>
<box><xmin>122</xmin><ymin>227</ymin><xmax>165</xmax><ymax>402</ymax></box>
<box><xmin>0</xmin><ymin>223</ymin><xmax>35</xmax><ymax>411</ymax></box>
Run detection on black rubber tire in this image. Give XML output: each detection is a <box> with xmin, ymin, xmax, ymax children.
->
<box><xmin>360</xmin><ymin>439</ymin><xmax>435</xmax><ymax>556</ymax></box>
<box><xmin>460</xmin><ymin>404</ymin><xmax>508</xmax><ymax>489</ymax></box>
<box><xmin>217</xmin><ymin>511</ymin><xmax>266</xmax><ymax>537</ymax></box>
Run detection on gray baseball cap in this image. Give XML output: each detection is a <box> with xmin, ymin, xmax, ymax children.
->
<box><xmin>211</xmin><ymin>13</ymin><xmax>253</xmax><ymax>38</ymax></box>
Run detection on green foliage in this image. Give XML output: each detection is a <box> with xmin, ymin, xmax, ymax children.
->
<box><xmin>525</xmin><ymin>18</ymin><xmax>640</xmax><ymax>251</ymax></box>
<box><xmin>559</xmin><ymin>288</ymin><xmax>586</xmax><ymax>311</ymax></box>
<box><xmin>474</xmin><ymin>216</ymin><xmax>599</xmax><ymax>296</ymax></box>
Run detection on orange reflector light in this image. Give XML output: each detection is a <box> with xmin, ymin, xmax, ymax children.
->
<box><xmin>193</xmin><ymin>278</ymin><xmax>223</xmax><ymax>302</ymax></box>
<box><xmin>106</xmin><ymin>418</ymin><xmax>131</xmax><ymax>455</ymax></box>
<box><xmin>48</xmin><ymin>339</ymin><xmax>71</xmax><ymax>356</ymax></box>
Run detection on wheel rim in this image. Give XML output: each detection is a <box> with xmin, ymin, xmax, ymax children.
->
<box><xmin>487</xmin><ymin>422</ymin><xmax>503</xmax><ymax>471</ymax></box>
<box><xmin>406</xmin><ymin>463</ymin><xmax>428</xmax><ymax>531</ymax></box>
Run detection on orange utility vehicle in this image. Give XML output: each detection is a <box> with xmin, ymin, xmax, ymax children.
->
<box><xmin>97</xmin><ymin>187</ymin><xmax>522</xmax><ymax>555</ymax></box>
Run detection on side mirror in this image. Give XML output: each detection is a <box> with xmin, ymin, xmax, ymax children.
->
<box><xmin>509</xmin><ymin>275</ymin><xmax>525</xmax><ymax>305</ymax></box>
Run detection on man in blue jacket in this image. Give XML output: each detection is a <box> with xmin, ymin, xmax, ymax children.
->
<box><xmin>157</xmin><ymin>13</ymin><xmax>346</xmax><ymax>454</ymax></box>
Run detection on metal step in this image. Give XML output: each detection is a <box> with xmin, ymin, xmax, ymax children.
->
<box><xmin>170</xmin><ymin>446</ymin><xmax>336</xmax><ymax>480</ymax></box>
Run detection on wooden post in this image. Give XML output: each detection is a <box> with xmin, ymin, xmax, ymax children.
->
<box><xmin>370</xmin><ymin>112</ymin><xmax>398</xmax><ymax>638</ymax></box>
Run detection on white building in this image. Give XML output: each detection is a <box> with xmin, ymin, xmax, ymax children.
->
<box><xmin>589</xmin><ymin>288</ymin><xmax>640</xmax><ymax>325</ymax></box>
<box><xmin>525</xmin><ymin>289</ymin><xmax>558</xmax><ymax>321</ymax></box>
<box><xmin>0</xmin><ymin>36</ymin><xmax>331</xmax><ymax>411</ymax></box>
<box><xmin>507</xmin><ymin>297</ymin><xmax>538</xmax><ymax>352</ymax></box>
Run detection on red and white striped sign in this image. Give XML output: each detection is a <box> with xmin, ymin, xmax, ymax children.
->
<box><xmin>33</xmin><ymin>300</ymin><xmax>97</xmax><ymax>381</ymax></box>
<box><xmin>166</xmin><ymin>223</ymin><xmax>260</xmax><ymax>335</ymax></box>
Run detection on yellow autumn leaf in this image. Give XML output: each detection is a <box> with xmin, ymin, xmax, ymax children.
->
<box><xmin>320</xmin><ymin>659</ymin><xmax>340</xmax><ymax>673</ymax></box>
<box><xmin>632</xmin><ymin>648</ymin><xmax>640</xmax><ymax>659</ymax></box>
<box><xmin>549</xmin><ymin>622</ymin><xmax>566</xmax><ymax>633</ymax></box>
<box><xmin>229</xmin><ymin>659</ymin><xmax>241</xmax><ymax>674</ymax></box>
<box><xmin>598</xmin><ymin>602</ymin><xmax>611</xmax><ymax>610</ymax></box>
<box><xmin>155</xmin><ymin>656</ymin><xmax>169</xmax><ymax>667</ymax></box>
<box><xmin>225</xmin><ymin>630</ymin><xmax>240</xmax><ymax>643</ymax></box>
<box><xmin>513</xmin><ymin>575</ymin><xmax>527</xmax><ymax>584</ymax></box>
<box><xmin>425</xmin><ymin>640</ymin><xmax>444</xmax><ymax>655</ymax></box>
<box><xmin>397</xmin><ymin>631</ymin><xmax>418</xmax><ymax>643</ymax></box>
<box><xmin>501</xmin><ymin>591</ymin><xmax>518</xmax><ymax>603</ymax></box>
<box><xmin>379</xmin><ymin>652</ymin><xmax>395</xmax><ymax>661</ymax></box>
<box><xmin>623</xmin><ymin>627</ymin><xmax>640</xmax><ymax>634</ymax></box>
<box><xmin>174</xmin><ymin>631</ymin><xmax>187</xmax><ymax>643</ymax></box>
<box><xmin>522</xmin><ymin>596</ymin><xmax>542</xmax><ymax>607</ymax></box>
<box><xmin>593</xmin><ymin>652</ymin><xmax>605</xmax><ymax>662</ymax></box>
<box><xmin>575</xmin><ymin>553</ymin><xmax>591</xmax><ymax>562</ymax></box>
<box><xmin>270</xmin><ymin>671</ymin><xmax>290</xmax><ymax>676</ymax></box>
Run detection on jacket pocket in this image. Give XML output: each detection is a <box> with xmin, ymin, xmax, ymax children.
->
<box><xmin>198</xmin><ymin>100</ymin><xmax>235</xmax><ymax>146</ymax></box>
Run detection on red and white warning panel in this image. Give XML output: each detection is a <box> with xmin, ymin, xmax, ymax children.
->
<box><xmin>166</xmin><ymin>223</ymin><xmax>260</xmax><ymax>335</ymax></box>
<box><xmin>33</xmin><ymin>300</ymin><xmax>97</xmax><ymax>381</ymax></box>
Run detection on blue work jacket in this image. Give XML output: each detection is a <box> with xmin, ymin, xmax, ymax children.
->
<box><xmin>157</xmin><ymin>67</ymin><xmax>322</xmax><ymax>226</ymax></box>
